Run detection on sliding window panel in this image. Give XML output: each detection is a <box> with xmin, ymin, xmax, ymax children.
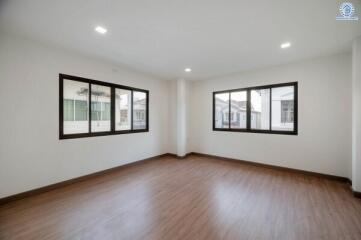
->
<box><xmin>115</xmin><ymin>89</ymin><xmax>131</xmax><ymax>131</ymax></box>
<box><xmin>214</xmin><ymin>92</ymin><xmax>230</xmax><ymax>129</ymax></box>
<box><xmin>91</xmin><ymin>84</ymin><xmax>111</xmax><ymax>132</ymax></box>
<box><xmin>230</xmin><ymin>91</ymin><xmax>247</xmax><ymax>129</ymax></box>
<box><xmin>250</xmin><ymin>89</ymin><xmax>270</xmax><ymax>130</ymax></box>
<box><xmin>63</xmin><ymin>80</ymin><xmax>89</xmax><ymax>134</ymax></box>
<box><xmin>271</xmin><ymin>86</ymin><xmax>295</xmax><ymax>131</ymax></box>
<box><xmin>133</xmin><ymin>91</ymin><xmax>147</xmax><ymax>130</ymax></box>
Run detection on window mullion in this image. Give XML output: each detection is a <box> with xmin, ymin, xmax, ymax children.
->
<box><xmin>269</xmin><ymin>88</ymin><xmax>272</xmax><ymax>131</ymax></box>
<box><xmin>131</xmin><ymin>90</ymin><xmax>134</xmax><ymax>130</ymax></box>
<box><xmin>213</xmin><ymin>93</ymin><xmax>215</xmax><ymax>130</ymax></box>
<box><xmin>294</xmin><ymin>83</ymin><xmax>298</xmax><ymax>133</ymax></box>
<box><xmin>228</xmin><ymin>92</ymin><xmax>231</xmax><ymax>129</ymax></box>
<box><xmin>88</xmin><ymin>83</ymin><xmax>91</xmax><ymax>134</ymax></box>
<box><xmin>146</xmin><ymin>91</ymin><xmax>149</xmax><ymax>130</ymax></box>
<box><xmin>246</xmin><ymin>89</ymin><xmax>251</xmax><ymax>130</ymax></box>
<box><xmin>111</xmin><ymin>87</ymin><xmax>115</xmax><ymax>132</ymax></box>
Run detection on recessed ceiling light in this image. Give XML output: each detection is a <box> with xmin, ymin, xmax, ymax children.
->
<box><xmin>184</xmin><ymin>68</ymin><xmax>192</xmax><ymax>72</ymax></box>
<box><xmin>95</xmin><ymin>26</ymin><xmax>107</xmax><ymax>34</ymax></box>
<box><xmin>281</xmin><ymin>42</ymin><xmax>291</xmax><ymax>49</ymax></box>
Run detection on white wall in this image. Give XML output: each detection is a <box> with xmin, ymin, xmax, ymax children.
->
<box><xmin>176</xmin><ymin>79</ymin><xmax>187</xmax><ymax>157</ymax></box>
<box><xmin>0</xmin><ymin>32</ymin><xmax>171</xmax><ymax>198</ymax></box>
<box><xmin>0</xmin><ymin>31</ymin><xmax>355</xmax><ymax>198</ymax></box>
<box><xmin>168</xmin><ymin>79</ymin><xmax>192</xmax><ymax>156</ymax></box>
<box><xmin>190</xmin><ymin>53</ymin><xmax>352</xmax><ymax>178</ymax></box>
<box><xmin>352</xmin><ymin>36</ymin><xmax>361</xmax><ymax>192</ymax></box>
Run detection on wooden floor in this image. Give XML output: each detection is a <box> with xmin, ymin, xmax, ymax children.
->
<box><xmin>1</xmin><ymin>155</ymin><xmax>361</xmax><ymax>240</ymax></box>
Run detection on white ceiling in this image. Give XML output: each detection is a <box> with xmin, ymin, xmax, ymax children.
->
<box><xmin>0</xmin><ymin>0</ymin><xmax>360</xmax><ymax>80</ymax></box>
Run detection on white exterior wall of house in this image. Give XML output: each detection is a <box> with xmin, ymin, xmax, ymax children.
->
<box><xmin>215</xmin><ymin>106</ymin><xmax>224</xmax><ymax>128</ymax></box>
<box><xmin>237</xmin><ymin>111</ymin><xmax>247</xmax><ymax>129</ymax></box>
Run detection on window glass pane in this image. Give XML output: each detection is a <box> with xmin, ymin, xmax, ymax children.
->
<box><xmin>230</xmin><ymin>91</ymin><xmax>247</xmax><ymax>129</ymax></box>
<box><xmin>272</xmin><ymin>86</ymin><xmax>294</xmax><ymax>131</ymax></box>
<box><xmin>215</xmin><ymin>93</ymin><xmax>229</xmax><ymax>128</ymax></box>
<box><xmin>63</xmin><ymin>80</ymin><xmax>89</xmax><ymax>134</ymax></box>
<box><xmin>91</xmin><ymin>102</ymin><xmax>101</xmax><ymax>121</ymax></box>
<box><xmin>251</xmin><ymin>89</ymin><xmax>270</xmax><ymax>130</ymax></box>
<box><xmin>115</xmin><ymin>89</ymin><xmax>131</xmax><ymax>130</ymax></box>
<box><xmin>133</xmin><ymin>91</ymin><xmax>147</xmax><ymax>130</ymax></box>
<box><xmin>102</xmin><ymin>102</ymin><xmax>111</xmax><ymax>121</ymax></box>
<box><xmin>91</xmin><ymin>84</ymin><xmax>111</xmax><ymax>132</ymax></box>
<box><xmin>75</xmin><ymin>100</ymin><xmax>88</xmax><ymax>121</ymax></box>
<box><xmin>64</xmin><ymin>99</ymin><xmax>74</xmax><ymax>121</ymax></box>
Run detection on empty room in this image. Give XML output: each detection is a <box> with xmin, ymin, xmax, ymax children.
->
<box><xmin>1</xmin><ymin>0</ymin><xmax>361</xmax><ymax>239</ymax></box>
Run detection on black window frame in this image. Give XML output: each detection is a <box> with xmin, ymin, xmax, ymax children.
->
<box><xmin>213</xmin><ymin>82</ymin><xmax>298</xmax><ymax>135</ymax></box>
<box><xmin>59</xmin><ymin>74</ymin><xmax>149</xmax><ymax>139</ymax></box>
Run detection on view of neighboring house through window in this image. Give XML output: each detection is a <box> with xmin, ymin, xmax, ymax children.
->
<box><xmin>91</xmin><ymin>84</ymin><xmax>111</xmax><ymax>132</ymax></box>
<box><xmin>251</xmin><ymin>89</ymin><xmax>270</xmax><ymax>130</ymax></box>
<box><xmin>63</xmin><ymin>79</ymin><xmax>89</xmax><ymax>134</ymax></box>
<box><xmin>133</xmin><ymin>91</ymin><xmax>147</xmax><ymax>130</ymax></box>
<box><xmin>115</xmin><ymin>89</ymin><xmax>131</xmax><ymax>131</ymax></box>
<box><xmin>75</xmin><ymin>100</ymin><xmax>88</xmax><ymax>121</ymax></box>
<box><xmin>215</xmin><ymin>92</ymin><xmax>229</xmax><ymax>128</ymax></box>
<box><xmin>64</xmin><ymin>99</ymin><xmax>74</xmax><ymax>121</ymax></box>
<box><xmin>230</xmin><ymin>91</ymin><xmax>247</xmax><ymax>129</ymax></box>
<box><xmin>60</xmin><ymin>74</ymin><xmax>149</xmax><ymax>139</ymax></box>
<box><xmin>281</xmin><ymin>101</ymin><xmax>293</xmax><ymax>123</ymax></box>
<box><xmin>213</xmin><ymin>82</ymin><xmax>297</xmax><ymax>134</ymax></box>
<box><xmin>224</xmin><ymin>111</ymin><xmax>229</xmax><ymax>122</ymax></box>
<box><xmin>272</xmin><ymin>86</ymin><xmax>294</xmax><ymax>131</ymax></box>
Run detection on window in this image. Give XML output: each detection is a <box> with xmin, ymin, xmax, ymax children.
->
<box><xmin>62</xmin><ymin>79</ymin><xmax>89</xmax><ymax>135</ymax></box>
<box><xmin>230</xmin><ymin>91</ymin><xmax>247</xmax><ymax>129</ymax></box>
<box><xmin>214</xmin><ymin>92</ymin><xmax>229</xmax><ymax>129</ymax></box>
<box><xmin>60</xmin><ymin>74</ymin><xmax>149</xmax><ymax>139</ymax></box>
<box><xmin>272</xmin><ymin>86</ymin><xmax>295</xmax><ymax>131</ymax></box>
<box><xmin>250</xmin><ymin>89</ymin><xmax>270</xmax><ymax>130</ymax></box>
<box><xmin>115</xmin><ymin>89</ymin><xmax>131</xmax><ymax>131</ymax></box>
<box><xmin>133</xmin><ymin>91</ymin><xmax>147</xmax><ymax>130</ymax></box>
<box><xmin>91</xmin><ymin>84</ymin><xmax>111</xmax><ymax>132</ymax></box>
<box><xmin>213</xmin><ymin>82</ymin><xmax>297</xmax><ymax>135</ymax></box>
